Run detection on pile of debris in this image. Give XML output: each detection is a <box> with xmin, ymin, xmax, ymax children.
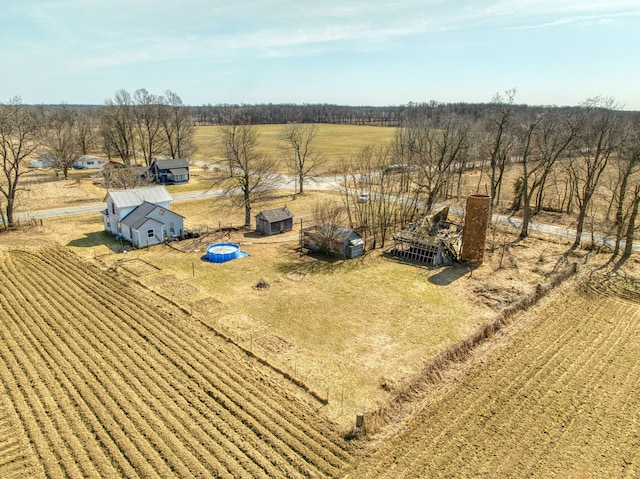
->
<box><xmin>391</xmin><ymin>207</ymin><xmax>462</xmax><ymax>265</ymax></box>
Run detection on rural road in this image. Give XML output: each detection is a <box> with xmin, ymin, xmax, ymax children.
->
<box><xmin>14</xmin><ymin>176</ymin><xmax>639</xmax><ymax>252</ymax></box>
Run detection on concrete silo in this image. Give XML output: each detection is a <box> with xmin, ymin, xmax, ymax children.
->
<box><xmin>461</xmin><ymin>195</ymin><xmax>491</xmax><ymax>265</ymax></box>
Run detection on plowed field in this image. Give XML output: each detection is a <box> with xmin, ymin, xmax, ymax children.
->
<box><xmin>349</xmin><ymin>276</ymin><xmax>640</xmax><ymax>478</ymax></box>
<box><xmin>0</xmin><ymin>247</ymin><xmax>349</xmax><ymax>478</ymax></box>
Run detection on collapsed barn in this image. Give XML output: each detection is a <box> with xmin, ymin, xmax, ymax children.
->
<box><xmin>391</xmin><ymin>207</ymin><xmax>462</xmax><ymax>265</ymax></box>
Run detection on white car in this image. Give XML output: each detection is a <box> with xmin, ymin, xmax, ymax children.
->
<box><xmin>358</xmin><ymin>193</ymin><xmax>370</xmax><ymax>203</ymax></box>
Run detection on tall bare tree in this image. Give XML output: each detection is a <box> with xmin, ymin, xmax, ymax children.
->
<box><xmin>481</xmin><ymin>89</ymin><xmax>517</xmax><ymax>215</ymax></box>
<box><xmin>132</xmin><ymin>88</ymin><xmax>165</xmax><ymax>166</ymax></box>
<box><xmin>44</xmin><ymin>104</ymin><xmax>80</xmax><ymax>180</ymax></box>
<box><xmin>279</xmin><ymin>124</ymin><xmax>322</xmax><ymax>194</ymax></box>
<box><xmin>161</xmin><ymin>90</ymin><xmax>195</xmax><ymax>159</ymax></box>
<box><xmin>394</xmin><ymin>112</ymin><xmax>470</xmax><ymax>212</ymax></box>
<box><xmin>218</xmin><ymin>120</ymin><xmax>279</xmax><ymax>227</ymax></box>
<box><xmin>0</xmin><ymin>97</ymin><xmax>43</xmax><ymax>227</ymax></box>
<box><xmin>339</xmin><ymin>145</ymin><xmax>421</xmax><ymax>249</ymax></box>
<box><xmin>75</xmin><ymin>109</ymin><xmax>98</xmax><ymax>156</ymax></box>
<box><xmin>612</xmin><ymin>114</ymin><xmax>640</xmax><ymax>256</ymax></box>
<box><xmin>517</xmin><ymin>109</ymin><xmax>579</xmax><ymax>238</ymax></box>
<box><xmin>567</xmin><ymin>97</ymin><xmax>624</xmax><ymax>249</ymax></box>
<box><xmin>100</xmin><ymin>90</ymin><xmax>136</xmax><ymax>165</ymax></box>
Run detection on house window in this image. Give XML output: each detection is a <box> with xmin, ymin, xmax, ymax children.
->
<box><xmin>168</xmin><ymin>222</ymin><xmax>174</xmax><ymax>235</ymax></box>
<box><xmin>147</xmin><ymin>229</ymin><xmax>154</xmax><ymax>238</ymax></box>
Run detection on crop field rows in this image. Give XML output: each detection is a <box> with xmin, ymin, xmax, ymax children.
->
<box><xmin>0</xmin><ymin>247</ymin><xmax>349</xmax><ymax>478</ymax></box>
<box><xmin>349</xmin><ymin>280</ymin><xmax>640</xmax><ymax>478</ymax></box>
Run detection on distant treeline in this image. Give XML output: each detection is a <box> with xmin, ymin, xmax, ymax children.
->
<box><xmin>187</xmin><ymin>102</ymin><xmax>579</xmax><ymax>126</ymax></box>
<box><xmin>58</xmin><ymin>101</ymin><xmax>634</xmax><ymax>127</ymax></box>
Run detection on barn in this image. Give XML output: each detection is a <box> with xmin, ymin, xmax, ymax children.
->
<box><xmin>255</xmin><ymin>207</ymin><xmax>294</xmax><ymax>235</ymax></box>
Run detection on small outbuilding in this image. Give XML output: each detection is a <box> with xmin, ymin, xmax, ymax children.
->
<box><xmin>302</xmin><ymin>224</ymin><xmax>364</xmax><ymax>259</ymax></box>
<box><xmin>255</xmin><ymin>206</ymin><xmax>294</xmax><ymax>235</ymax></box>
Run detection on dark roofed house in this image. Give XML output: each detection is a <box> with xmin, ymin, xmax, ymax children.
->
<box><xmin>149</xmin><ymin>158</ymin><xmax>190</xmax><ymax>184</ymax></box>
<box><xmin>255</xmin><ymin>207</ymin><xmax>294</xmax><ymax>235</ymax></box>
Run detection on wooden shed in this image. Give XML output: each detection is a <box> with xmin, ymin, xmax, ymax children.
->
<box><xmin>255</xmin><ymin>207</ymin><xmax>294</xmax><ymax>235</ymax></box>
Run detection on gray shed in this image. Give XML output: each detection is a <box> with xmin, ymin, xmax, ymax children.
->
<box><xmin>255</xmin><ymin>207</ymin><xmax>294</xmax><ymax>235</ymax></box>
<box><xmin>302</xmin><ymin>224</ymin><xmax>364</xmax><ymax>258</ymax></box>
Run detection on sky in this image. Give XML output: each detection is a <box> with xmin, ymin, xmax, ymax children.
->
<box><xmin>2</xmin><ymin>0</ymin><xmax>639</xmax><ymax>109</ymax></box>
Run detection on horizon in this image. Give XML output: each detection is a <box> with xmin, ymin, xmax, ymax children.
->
<box><xmin>3</xmin><ymin>1</ymin><xmax>639</xmax><ymax>110</ymax></box>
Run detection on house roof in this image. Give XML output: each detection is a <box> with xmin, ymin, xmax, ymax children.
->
<box><xmin>105</xmin><ymin>185</ymin><xmax>173</xmax><ymax>208</ymax></box>
<box><xmin>153</xmin><ymin>158</ymin><xmax>189</xmax><ymax>170</ymax></box>
<box><xmin>168</xmin><ymin>168</ymin><xmax>189</xmax><ymax>176</ymax></box>
<box><xmin>121</xmin><ymin>201</ymin><xmax>183</xmax><ymax>230</ymax></box>
<box><xmin>257</xmin><ymin>206</ymin><xmax>294</xmax><ymax>223</ymax></box>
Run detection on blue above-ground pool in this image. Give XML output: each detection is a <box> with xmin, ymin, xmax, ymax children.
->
<box><xmin>204</xmin><ymin>243</ymin><xmax>247</xmax><ymax>263</ymax></box>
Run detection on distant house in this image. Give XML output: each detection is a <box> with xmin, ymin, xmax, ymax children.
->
<box><xmin>148</xmin><ymin>158</ymin><xmax>189</xmax><ymax>184</ymax></box>
<box><xmin>73</xmin><ymin>155</ymin><xmax>107</xmax><ymax>170</ymax></box>
<box><xmin>102</xmin><ymin>185</ymin><xmax>184</xmax><ymax>247</ymax></box>
<box><xmin>302</xmin><ymin>224</ymin><xmax>364</xmax><ymax>259</ymax></box>
<box><xmin>255</xmin><ymin>207</ymin><xmax>294</xmax><ymax>235</ymax></box>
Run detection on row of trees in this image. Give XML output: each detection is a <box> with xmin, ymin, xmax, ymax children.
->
<box><xmin>2</xmin><ymin>92</ymin><xmax>639</xmax><ymax>259</ymax></box>
<box><xmin>334</xmin><ymin>94</ymin><xmax>639</xmax><ymax>257</ymax></box>
<box><xmin>0</xmin><ymin>90</ymin><xmax>195</xmax><ymax>227</ymax></box>
<box><xmin>210</xmin><ymin>94</ymin><xmax>637</xmax><ymax>259</ymax></box>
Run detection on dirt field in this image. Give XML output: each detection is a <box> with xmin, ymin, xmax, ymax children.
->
<box><xmin>0</xmin><ymin>247</ymin><xmax>350</xmax><ymax>478</ymax></box>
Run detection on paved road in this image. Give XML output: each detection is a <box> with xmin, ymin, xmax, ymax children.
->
<box><xmin>14</xmin><ymin>179</ymin><xmax>638</xmax><ymax>252</ymax></box>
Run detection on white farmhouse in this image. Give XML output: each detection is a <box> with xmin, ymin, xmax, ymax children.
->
<box><xmin>103</xmin><ymin>185</ymin><xmax>184</xmax><ymax>247</ymax></box>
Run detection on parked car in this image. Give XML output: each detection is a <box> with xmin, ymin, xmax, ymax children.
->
<box><xmin>358</xmin><ymin>193</ymin><xmax>370</xmax><ymax>203</ymax></box>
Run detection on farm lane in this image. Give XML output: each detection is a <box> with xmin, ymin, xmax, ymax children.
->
<box><xmin>13</xmin><ymin>175</ymin><xmax>639</xmax><ymax>252</ymax></box>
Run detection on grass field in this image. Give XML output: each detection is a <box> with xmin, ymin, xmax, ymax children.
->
<box><xmin>192</xmin><ymin>123</ymin><xmax>397</xmax><ymax>173</ymax></box>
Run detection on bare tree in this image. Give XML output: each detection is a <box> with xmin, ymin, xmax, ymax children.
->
<box><xmin>75</xmin><ymin>109</ymin><xmax>98</xmax><ymax>156</ymax></box>
<box><xmin>339</xmin><ymin>145</ymin><xmax>421</xmax><ymax>249</ymax></box>
<box><xmin>161</xmin><ymin>90</ymin><xmax>195</xmax><ymax>159</ymax></box>
<box><xmin>394</xmin><ymin>112</ymin><xmax>470</xmax><ymax>212</ymax></box>
<box><xmin>0</xmin><ymin>97</ymin><xmax>43</xmax><ymax>227</ymax></box>
<box><xmin>217</xmin><ymin>120</ymin><xmax>279</xmax><ymax>227</ymax></box>
<box><xmin>44</xmin><ymin>104</ymin><xmax>80</xmax><ymax>180</ymax></box>
<box><xmin>132</xmin><ymin>88</ymin><xmax>165</xmax><ymax>166</ymax></box>
<box><xmin>100</xmin><ymin>90</ymin><xmax>136</xmax><ymax>165</ymax></box>
<box><xmin>517</xmin><ymin>109</ymin><xmax>579</xmax><ymax>238</ymax></box>
<box><xmin>279</xmin><ymin>124</ymin><xmax>322</xmax><ymax>194</ymax></box>
<box><xmin>612</xmin><ymin>114</ymin><xmax>640</xmax><ymax>256</ymax></box>
<box><xmin>309</xmin><ymin>199</ymin><xmax>349</xmax><ymax>254</ymax></box>
<box><xmin>623</xmin><ymin>185</ymin><xmax>640</xmax><ymax>258</ymax></box>
<box><xmin>101</xmin><ymin>164</ymin><xmax>152</xmax><ymax>190</ymax></box>
<box><xmin>566</xmin><ymin>97</ymin><xmax>624</xmax><ymax>249</ymax></box>
<box><xmin>480</xmin><ymin>89</ymin><xmax>517</xmax><ymax>214</ymax></box>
